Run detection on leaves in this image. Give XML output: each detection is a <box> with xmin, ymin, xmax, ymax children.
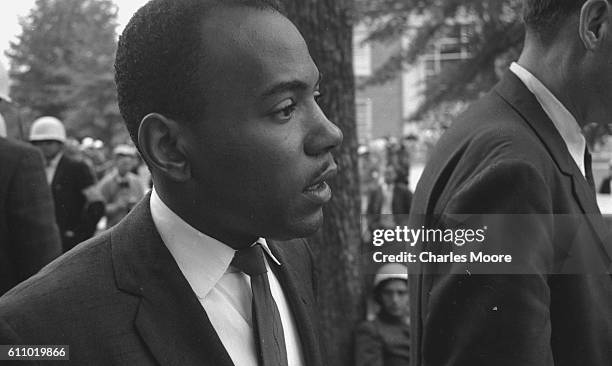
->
<box><xmin>6</xmin><ymin>0</ymin><xmax>126</xmax><ymax>144</ymax></box>
<box><xmin>357</xmin><ymin>0</ymin><xmax>524</xmax><ymax>120</ymax></box>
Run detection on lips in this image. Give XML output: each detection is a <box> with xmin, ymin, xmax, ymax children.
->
<box><xmin>302</xmin><ymin>162</ymin><xmax>338</xmax><ymax>203</ymax></box>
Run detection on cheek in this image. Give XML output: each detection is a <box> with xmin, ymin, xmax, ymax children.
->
<box><xmin>236</xmin><ymin>130</ymin><xmax>305</xmax><ymax>187</ymax></box>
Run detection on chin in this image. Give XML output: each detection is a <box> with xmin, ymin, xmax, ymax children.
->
<box><xmin>272</xmin><ymin>209</ymin><xmax>324</xmax><ymax>240</ymax></box>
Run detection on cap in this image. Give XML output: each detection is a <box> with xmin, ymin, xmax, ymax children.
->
<box><xmin>29</xmin><ymin>116</ymin><xmax>66</xmax><ymax>143</ymax></box>
<box><xmin>373</xmin><ymin>263</ymin><xmax>408</xmax><ymax>288</ymax></box>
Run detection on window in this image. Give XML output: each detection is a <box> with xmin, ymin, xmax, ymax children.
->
<box><xmin>355</xmin><ymin>97</ymin><xmax>373</xmax><ymax>144</ymax></box>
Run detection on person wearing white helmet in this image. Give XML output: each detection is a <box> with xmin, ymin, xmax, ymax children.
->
<box><xmin>29</xmin><ymin>116</ymin><xmax>102</xmax><ymax>252</ymax></box>
<box><xmin>354</xmin><ymin>263</ymin><xmax>410</xmax><ymax>366</ymax></box>
<box><xmin>97</xmin><ymin>144</ymin><xmax>145</xmax><ymax>228</ymax></box>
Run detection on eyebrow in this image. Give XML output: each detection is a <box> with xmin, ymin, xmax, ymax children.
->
<box><xmin>261</xmin><ymin>73</ymin><xmax>322</xmax><ymax>98</ymax></box>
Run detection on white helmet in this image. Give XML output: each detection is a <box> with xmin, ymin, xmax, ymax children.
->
<box><xmin>29</xmin><ymin>116</ymin><xmax>66</xmax><ymax>143</ymax></box>
<box><xmin>0</xmin><ymin>62</ymin><xmax>10</xmax><ymax>103</ymax></box>
<box><xmin>373</xmin><ymin>263</ymin><xmax>408</xmax><ymax>288</ymax></box>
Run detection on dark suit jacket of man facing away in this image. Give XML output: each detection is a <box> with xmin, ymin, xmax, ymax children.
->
<box><xmin>0</xmin><ymin>194</ymin><xmax>325</xmax><ymax>366</ymax></box>
<box><xmin>50</xmin><ymin>154</ymin><xmax>102</xmax><ymax>252</ymax></box>
<box><xmin>0</xmin><ymin>137</ymin><xmax>61</xmax><ymax>295</ymax></box>
<box><xmin>409</xmin><ymin>70</ymin><xmax>612</xmax><ymax>366</ymax></box>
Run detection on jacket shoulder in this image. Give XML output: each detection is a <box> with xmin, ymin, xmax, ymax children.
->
<box><xmin>0</xmin><ymin>138</ymin><xmax>41</xmax><ymax>165</ymax></box>
<box><xmin>0</xmin><ymin>232</ymin><xmax>117</xmax><ymax>320</ymax></box>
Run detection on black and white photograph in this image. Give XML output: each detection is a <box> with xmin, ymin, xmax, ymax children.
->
<box><xmin>0</xmin><ymin>0</ymin><xmax>611</xmax><ymax>365</ymax></box>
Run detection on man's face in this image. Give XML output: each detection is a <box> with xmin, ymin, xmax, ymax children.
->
<box><xmin>31</xmin><ymin>140</ymin><xmax>63</xmax><ymax>161</ymax></box>
<box><xmin>115</xmin><ymin>155</ymin><xmax>133</xmax><ymax>176</ymax></box>
<box><xmin>379</xmin><ymin>279</ymin><xmax>409</xmax><ymax>318</ymax></box>
<box><xmin>179</xmin><ymin>8</ymin><xmax>342</xmax><ymax>242</ymax></box>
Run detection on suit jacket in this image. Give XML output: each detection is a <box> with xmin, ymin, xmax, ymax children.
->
<box><xmin>0</xmin><ymin>195</ymin><xmax>324</xmax><ymax>366</ymax></box>
<box><xmin>409</xmin><ymin>70</ymin><xmax>612</xmax><ymax>366</ymax></box>
<box><xmin>0</xmin><ymin>137</ymin><xmax>61</xmax><ymax>295</ymax></box>
<box><xmin>51</xmin><ymin>154</ymin><xmax>98</xmax><ymax>251</ymax></box>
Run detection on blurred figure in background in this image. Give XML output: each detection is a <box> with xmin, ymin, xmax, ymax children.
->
<box><xmin>0</xmin><ymin>113</ymin><xmax>7</xmax><ymax>138</ymax></box>
<box><xmin>98</xmin><ymin>144</ymin><xmax>145</xmax><ymax>228</ymax></box>
<box><xmin>0</xmin><ymin>97</ymin><xmax>61</xmax><ymax>295</ymax></box>
<box><xmin>598</xmin><ymin>160</ymin><xmax>612</xmax><ymax>194</ymax></box>
<box><xmin>29</xmin><ymin>116</ymin><xmax>104</xmax><ymax>252</ymax></box>
<box><xmin>354</xmin><ymin>263</ymin><xmax>410</xmax><ymax>366</ymax></box>
<box><xmin>366</xmin><ymin>165</ymin><xmax>412</xmax><ymax>234</ymax></box>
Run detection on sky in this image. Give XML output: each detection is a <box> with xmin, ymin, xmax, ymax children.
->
<box><xmin>0</xmin><ymin>0</ymin><xmax>149</xmax><ymax>70</ymax></box>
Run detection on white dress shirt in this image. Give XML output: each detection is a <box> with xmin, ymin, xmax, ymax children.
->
<box><xmin>150</xmin><ymin>189</ymin><xmax>304</xmax><ymax>366</ymax></box>
<box><xmin>45</xmin><ymin>152</ymin><xmax>63</xmax><ymax>184</ymax></box>
<box><xmin>510</xmin><ymin>62</ymin><xmax>587</xmax><ymax>177</ymax></box>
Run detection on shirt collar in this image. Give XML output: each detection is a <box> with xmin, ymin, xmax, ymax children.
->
<box><xmin>48</xmin><ymin>151</ymin><xmax>63</xmax><ymax>168</ymax></box>
<box><xmin>149</xmin><ymin>188</ymin><xmax>281</xmax><ymax>299</ymax></box>
<box><xmin>509</xmin><ymin>62</ymin><xmax>586</xmax><ymax>175</ymax></box>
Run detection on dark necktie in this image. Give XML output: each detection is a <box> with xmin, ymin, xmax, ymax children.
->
<box><xmin>584</xmin><ymin>146</ymin><xmax>595</xmax><ymax>192</ymax></box>
<box><xmin>232</xmin><ymin>244</ymin><xmax>288</xmax><ymax>366</ymax></box>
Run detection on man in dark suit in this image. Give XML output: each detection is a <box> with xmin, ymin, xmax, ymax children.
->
<box><xmin>0</xmin><ymin>0</ymin><xmax>342</xmax><ymax>365</ymax></box>
<box><xmin>0</xmin><ymin>135</ymin><xmax>62</xmax><ymax>295</ymax></box>
<box><xmin>28</xmin><ymin>116</ymin><xmax>103</xmax><ymax>252</ymax></box>
<box><xmin>409</xmin><ymin>1</ymin><xmax>612</xmax><ymax>365</ymax></box>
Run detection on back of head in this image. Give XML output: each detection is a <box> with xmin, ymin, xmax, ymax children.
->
<box><xmin>114</xmin><ymin>0</ymin><xmax>283</xmax><ymax>150</ymax></box>
<box><xmin>522</xmin><ymin>0</ymin><xmax>587</xmax><ymax>40</ymax></box>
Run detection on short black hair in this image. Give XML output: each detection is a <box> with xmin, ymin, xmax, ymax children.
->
<box><xmin>115</xmin><ymin>0</ymin><xmax>283</xmax><ymax>147</ymax></box>
<box><xmin>522</xmin><ymin>0</ymin><xmax>611</xmax><ymax>36</ymax></box>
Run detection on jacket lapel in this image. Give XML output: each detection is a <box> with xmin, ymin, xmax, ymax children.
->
<box><xmin>495</xmin><ymin>70</ymin><xmax>612</xmax><ymax>265</ymax></box>
<box><xmin>268</xmin><ymin>240</ymin><xmax>322</xmax><ymax>366</ymax></box>
<box><xmin>50</xmin><ymin>154</ymin><xmax>66</xmax><ymax>188</ymax></box>
<box><xmin>110</xmin><ymin>195</ymin><xmax>234</xmax><ymax>366</ymax></box>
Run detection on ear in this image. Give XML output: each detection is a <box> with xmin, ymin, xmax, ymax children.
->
<box><xmin>137</xmin><ymin>113</ymin><xmax>191</xmax><ymax>182</ymax></box>
<box><xmin>579</xmin><ymin>0</ymin><xmax>611</xmax><ymax>50</ymax></box>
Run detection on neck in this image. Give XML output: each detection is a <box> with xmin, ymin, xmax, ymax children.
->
<box><xmin>518</xmin><ymin>36</ymin><xmax>587</xmax><ymax>127</ymax></box>
<box><xmin>378</xmin><ymin>310</ymin><xmax>407</xmax><ymax>324</ymax></box>
<box><xmin>155</xmin><ymin>183</ymin><xmax>257</xmax><ymax>250</ymax></box>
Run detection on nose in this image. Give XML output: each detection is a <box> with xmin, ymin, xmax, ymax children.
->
<box><xmin>304</xmin><ymin>104</ymin><xmax>343</xmax><ymax>156</ymax></box>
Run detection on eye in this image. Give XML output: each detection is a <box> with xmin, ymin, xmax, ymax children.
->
<box><xmin>272</xmin><ymin>99</ymin><xmax>297</xmax><ymax>121</ymax></box>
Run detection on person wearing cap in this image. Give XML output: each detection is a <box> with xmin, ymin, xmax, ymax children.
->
<box><xmin>354</xmin><ymin>263</ymin><xmax>410</xmax><ymax>366</ymax></box>
<box><xmin>29</xmin><ymin>116</ymin><xmax>101</xmax><ymax>252</ymax></box>
<box><xmin>97</xmin><ymin>144</ymin><xmax>145</xmax><ymax>228</ymax></box>
<box><xmin>0</xmin><ymin>93</ymin><xmax>62</xmax><ymax>295</ymax></box>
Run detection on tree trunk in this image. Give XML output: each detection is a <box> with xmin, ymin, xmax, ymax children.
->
<box><xmin>282</xmin><ymin>1</ymin><xmax>363</xmax><ymax>365</ymax></box>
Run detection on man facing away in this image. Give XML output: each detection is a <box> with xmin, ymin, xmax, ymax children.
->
<box><xmin>0</xmin><ymin>0</ymin><xmax>343</xmax><ymax>365</ymax></box>
<box><xmin>409</xmin><ymin>1</ymin><xmax>612</xmax><ymax>365</ymax></box>
<box><xmin>0</xmin><ymin>98</ymin><xmax>61</xmax><ymax>296</ymax></box>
